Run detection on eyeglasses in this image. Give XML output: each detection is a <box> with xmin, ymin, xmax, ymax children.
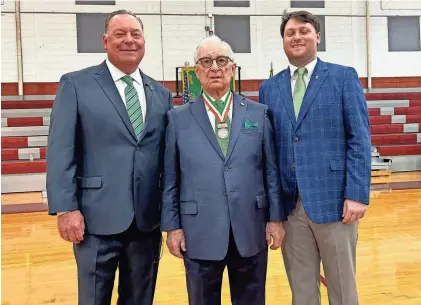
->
<box><xmin>196</xmin><ymin>56</ymin><xmax>233</xmax><ymax>68</ymax></box>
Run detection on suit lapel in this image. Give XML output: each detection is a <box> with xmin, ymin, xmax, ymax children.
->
<box><xmin>189</xmin><ymin>96</ymin><xmax>224</xmax><ymax>159</ymax></box>
<box><xmin>138</xmin><ymin>72</ymin><xmax>155</xmax><ymax>142</ymax></box>
<box><xmin>277</xmin><ymin>70</ymin><xmax>296</xmax><ymax>129</ymax></box>
<box><xmin>295</xmin><ymin>59</ymin><xmax>328</xmax><ymax>129</ymax></box>
<box><xmin>224</xmin><ymin>93</ymin><xmax>247</xmax><ymax>164</ymax></box>
<box><xmin>94</xmin><ymin>62</ymin><xmax>137</xmax><ymax>140</ymax></box>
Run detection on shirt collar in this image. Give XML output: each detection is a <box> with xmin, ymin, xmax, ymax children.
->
<box><xmin>289</xmin><ymin>57</ymin><xmax>318</xmax><ymax>79</ymax></box>
<box><xmin>106</xmin><ymin>58</ymin><xmax>143</xmax><ymax>85</ymax></box>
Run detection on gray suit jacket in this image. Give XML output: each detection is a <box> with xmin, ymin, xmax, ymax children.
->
<box><xmin>161</xmin><ymin>92</ymin><xmax>285</xmax><ymax>260</ymax></box>
<box><xmin>46</xmin><ymin>61</ymin><xmax>173</xmax><ymax>235</ymax></box>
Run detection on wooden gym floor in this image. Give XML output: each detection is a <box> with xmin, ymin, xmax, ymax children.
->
<box><xmin>2</xmin><ymin>172</ymin><xmax>421</xmax><ymax>304</ymax></box>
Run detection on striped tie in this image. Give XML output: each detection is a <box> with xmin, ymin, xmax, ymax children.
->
<box><xmin>121</xmin><ymin>75</ymin><xmax>144</xmax><ymax>138</ymax></box>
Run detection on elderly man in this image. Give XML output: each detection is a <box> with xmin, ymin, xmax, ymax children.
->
<box><xmin>259</xmin><ymin>11</ymin><xmax>371</xmax><ymax>305</ymax></box>
<box><xmin>47</xmin><ymin>9</ymin><xmax>172</xmax><ymax>305</ymax></box>
<box><xmin>161</xmin><ymin>35</ymin><xmax>286</xmax><ymax>305</ymax></box>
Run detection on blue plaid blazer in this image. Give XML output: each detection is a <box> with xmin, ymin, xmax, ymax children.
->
<box><xmin>259</xmin><ymin>59</ymin><xmax>371</xmax><ymax>224</ymax></box>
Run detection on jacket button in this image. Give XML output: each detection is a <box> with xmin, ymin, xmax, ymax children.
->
<box><xmin>292</xmin><ymin>163</ymin><xmax>295</xmax><ymax>168</ymax></box>
<box><xmin>294</xmin><ymin>137</ymin><xmax>299</xmax><ymax>143</ymax></box>
<box><xmin>224</xmin><ymin>167</ymin><xmax>229</xmax><ymax>171</ymax></box>
<box><xmin>135</xmin><ymin>146</ymin><xmax>140</xmax><ymax>151</ymax></box>
<box><xmin>223</xmin><ymin>191</ymin><xmax>227</xmax><ymax>196</ymax></box>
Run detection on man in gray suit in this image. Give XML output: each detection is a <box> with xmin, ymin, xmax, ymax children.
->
<box><xmin>161</xmin><ymin>35</ymin><xmax>286</xmax><ymax>305</ymax></box>
<box><xmin>46</xmin><ymin>10</ymin><xmax>172</xmax><ymax>305</ymax></box>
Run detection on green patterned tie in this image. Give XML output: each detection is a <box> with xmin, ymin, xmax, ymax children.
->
<box><xmin>214</xmin><ymin>99</ymin><xmax>230</xmax><ymax>157</ymax></box>
<box><xmin>293</xmin><ymin>67</ymin><xmax>307</xmax><ymax>119</ymax></box>
<box><xmin>121</xmin><ymin>76</ymin><xmax>144</xmax><ymax>139</ymax></box>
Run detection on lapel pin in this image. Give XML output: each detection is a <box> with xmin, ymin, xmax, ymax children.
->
<box><xmin>316</xmin><ymin>75</ymin><xmax>319</xmax><ymax>80</ymax></box>
<box><xmin>149</xmin><ymin>85</ymin><xmax>154</xmax><ymax>91</ymax></box>
<box><xmin>240</xmin><ymin>102</ymin><xmax>245</xmax><ymax>106</ymax></box>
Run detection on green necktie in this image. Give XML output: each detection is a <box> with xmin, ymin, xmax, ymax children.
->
<box><xmin>293</xmin><ymin>67</ymin><xmax>307</xmax><ymax>119</ymax></box>
<box><xmin>121</xmin><ymin>75</ymin><xmax>144</xmax><ymax>139</ymax></box>
<box><xmin>214</xmin><ymin>99</ymin><xmax>230</xmax><ymax>157</ymax></box>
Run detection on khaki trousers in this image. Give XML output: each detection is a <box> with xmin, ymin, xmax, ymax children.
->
<box><xmin>281</xmin><ymin>198</ymin><xmax>359</xmax><ymax>305</ymax></box>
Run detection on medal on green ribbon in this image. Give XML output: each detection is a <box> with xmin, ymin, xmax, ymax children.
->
<box><xmin>203</xmin><ymin>91</ymin><xmax>232</xmax><ymax>139</ymax></box>
<box><xmin>202</xmin><ymin>91</ymin><xmax>232</xmax><ymax>124</ymax></box>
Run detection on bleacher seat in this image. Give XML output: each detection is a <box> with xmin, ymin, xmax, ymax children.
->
<box><xmin>1</xmin><ymin>91</ymin><xmax>421</xmax><ymax>193</ymax></box>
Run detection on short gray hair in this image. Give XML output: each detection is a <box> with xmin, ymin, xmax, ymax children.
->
<box><xmin>194</xmin><ymin>35</ymin><xmax>235</xmax><ymax>63</ymax></box>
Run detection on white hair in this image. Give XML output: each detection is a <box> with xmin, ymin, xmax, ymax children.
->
<box><xmin>194</xmin><ymin>35</ymin><xmax>235</xmax><ymax>63</ymax></box>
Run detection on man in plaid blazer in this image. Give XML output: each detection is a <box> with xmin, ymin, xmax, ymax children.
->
<box><xmin>259</xmin><ymin>11</ymin><xmax>371</xmax><ymax>305</ymax></box>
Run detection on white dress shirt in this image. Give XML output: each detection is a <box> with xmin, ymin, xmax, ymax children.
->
<box><xmin>106</xmin><ymin>59</ymin><xmax>147</xmax><ymax>119</ymax></box>
<box><xmin>203</xmin><ymin>90</ymin><xmax>233</xmax><ymax>131</ymax></box>
<box><xmin>289</xmin><ymin>58</ymin><xmax>318</xmax><ymax>94</ymax></box>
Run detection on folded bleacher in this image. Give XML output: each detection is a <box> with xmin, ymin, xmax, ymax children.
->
<box><xmin>2</xmin><ymin>91</ymin><xmax>420</xmax><ymax>193</ymax></box>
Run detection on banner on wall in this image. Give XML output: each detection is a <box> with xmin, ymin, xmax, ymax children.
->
<box><xmin>181</xmin><ymin>66</ymin><xmax>236</xmax><ymax>104</ymax></box>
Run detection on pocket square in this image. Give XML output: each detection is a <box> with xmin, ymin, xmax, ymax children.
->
<box><xmin>244</xmin><ymin>119</ymin><xmax>258</xmax><ymax>129</ymax></box>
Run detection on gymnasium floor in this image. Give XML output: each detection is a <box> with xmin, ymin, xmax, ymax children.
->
<box><xmin>2</xmin><ymin>173</ymin><xmax>421</xmax><ymax>304</ymax></box>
